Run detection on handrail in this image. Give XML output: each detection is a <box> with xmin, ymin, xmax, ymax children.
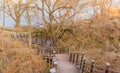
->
<box><xmin>68</xmin><ymin>51</ymin><xmax>120</xmax><ymax>73</ymax></box>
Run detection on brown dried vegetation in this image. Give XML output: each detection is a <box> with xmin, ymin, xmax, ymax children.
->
<box><xmin>0</xmin><ymin>32</ymin><xmax>48</xmax><ymax>73</ymax></box>
<box><xmin>56</xmin><ymin>14</ymin><xmax>120</xmax><ymax>71</ymax></box>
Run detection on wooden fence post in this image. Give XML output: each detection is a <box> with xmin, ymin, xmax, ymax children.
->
<box><xmin>16</xmin><ymin>34</ymin><xmax>18</xmax><ymax>39</ymax></box>
<box><xmin>76</xmin><ymin>52</ymin><xmax>79</xmax><ymax>66</ymax></box>
<box><xmin>18</xmin><ymin>33</ymin><xmax>20</xmax><ymax>40</ymax></box>
<box><xmin>80</xmin><ymin>52</ymin><xmax>85</xmax><ymax>69</ymax></box>
<box><xmin>71</xmin><ymin>53</ymin><xmax>74</xmax><ymax>63</ymax></box>
<box><xmin>71</xmin><ymin>52</ymin><xmax>73</xmax><ymax>62</ymax></box>
<box><xmin>52</xmin><ymin>57</ymin><xmax>57</xmax><ymax>70</ymax></box>
<box><xmin>81</xmin><ymin>58</ymin><xmax>86</xmax><ymax>73</ymax></box>
<box><xmin>68</xmin><ymin>47</ymin><xmax>70</xmax><ymax>55</ymax></box>
<box><xmin>105</xmin><ymin>63</ymin><xmax>110</xmax><ymax>73</ymax></box>
<box><xmin>53</xmin><ymin>50</ymin><xmax>56</xmax><ymax>57</ymax></box>
<box><xmin>72</xmin><ymin>52</ymin><xmax>76</xmax><ymax>63</ymax></box>
<box><xmin>90</xmin><ymin>60</ymin><xmax>95</xmax><ymax>73</ymax></box>
<box><xmin>69</xmin><ymin>52</ymin><xmax>72</xmax><ymax>62</ymax></box>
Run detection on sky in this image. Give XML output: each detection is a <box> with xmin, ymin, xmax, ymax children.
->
<box><xmin>0</xmin><ymin>0</ymin><xmax>120</xmax><ymax>28</ymax></box>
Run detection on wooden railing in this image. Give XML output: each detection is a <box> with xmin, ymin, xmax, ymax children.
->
<box><xmin>11</xmin><ymin>33</ymin><xmax>56</xmax><ymax>48</ymax></box>
<box><xmin>11</xmin><ymin>33</ymin><xmax>29</xmax><ymax>42</ymax></box>
<box><xmin>68</xmin><ymin>51</ymin><xmax>120</xmax><ymax>73</ymax></box>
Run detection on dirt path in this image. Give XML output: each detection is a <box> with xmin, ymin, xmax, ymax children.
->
<box><xmin>56</xmin><ymin>54</ymin><xmax>80</xmax><ymax>73</ymax></box>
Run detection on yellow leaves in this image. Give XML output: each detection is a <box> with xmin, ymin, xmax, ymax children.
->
<box><xmin>108</xmin><ymin>7</ymin><xmax>120</xmax><ymax>16</ymax></box>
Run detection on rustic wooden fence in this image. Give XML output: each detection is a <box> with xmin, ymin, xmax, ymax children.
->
<box><xmin>11</xmin><ymin>33</ymin><xmax>29</xmax><ymax>42</ymax></box>
<box><xmin>11</xmin><ymin>33</ymin><xmax>56</xmax><ymax>48</ymax></box>
<box><xmin>68</xmin><ymin>51</ymin><xmax>120</xmax><ymax>73</ymax></box>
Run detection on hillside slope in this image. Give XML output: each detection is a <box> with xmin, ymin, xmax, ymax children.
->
<box><xmin>0</xmin><ymin>30</ymin><xmax>48</xmax><ymax>73</ymax></box>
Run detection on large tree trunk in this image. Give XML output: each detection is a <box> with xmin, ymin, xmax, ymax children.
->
<box><xmin>15</xmin><ymin>20</ymin><xmax>20</xmax><ymax>27</ymax></box>
<box><xmin>15</xmin><ymin>18</ymin><xmax>21</xmax><ymax>32</ymax></box>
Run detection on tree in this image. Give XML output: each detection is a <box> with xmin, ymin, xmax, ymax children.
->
<box><xmin>87</xmin><ymin>0</ymin><xmax>112</xmax><ymax>27</ymax></box>
<box><xmin>1</xmin><ymin>0</ymin><xmax>6</xmax><ymax>51</ymax></box>
<box><xmin>31</xmin><ymin>0</ymin><xmax>91</xmax><ymax>40</ymax></box>
<box><xmin>3</xmin><ymin>0</ymin><xmax>25</xmax><ymax>29</ymax></box>
<box><xmin>35</xmin><ymin>0</ymin><xmax>85</xmax><ymax>25</ymax></box>
<box><xmin>26</xmin><ymin>0</ymin><xmax>32</xmax><ymax>49</ymax></box>
<box><xmin>3</xmin><ymin>0</ymin><xmax>35</xmax><ymax>31</ymax></box>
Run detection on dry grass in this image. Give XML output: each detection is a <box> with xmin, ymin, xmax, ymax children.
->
<box><xmin>0</xmin><ymin>31</ymin><xmax>48</xmax><ymax>73</ymax></box>
<box><xmin>55</xmin><ymin>14</ymin><xmax>120</xmax><ymax>71</ymax></box>
<box><xmin>0</xmin><ymin>13</ymin><xmax>120</xmax><ymax>72</ymax></box>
